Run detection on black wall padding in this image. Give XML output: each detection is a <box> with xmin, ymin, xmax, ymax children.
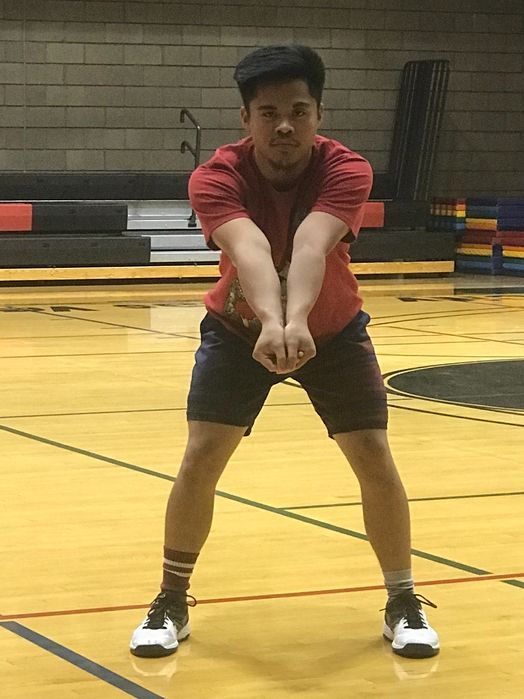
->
<box><xmin>0</xmin><ymin>171</ymin><xmax>394</xmax><ymax>202</ymax></box>
<box><xmin>384</xmin><ymin>200</ymin><xmax>428</xmax><ymax>228</ymax></box>
<box><xmin>0</xmin><ymin>173</ymin><xmax>191</xmax><ymax>200</ymax></box>
<box><xmin>369</xmin><ymin>173</ymin><xmax>395</xmax><ymax>201</ymax></box>
<box><xmin>350</xmin><ymin>230</ymin><xmax>456</xmax><ymax>262</ymax></box>
<box><xmin>0</xmin><ymin>236</ymin><xmax>150</xmax><ymax>266</ymax></box>
<box><xmin>32</xmin><ymin>203</ymin><xmax>128</xmax><ymax>232</ymax></box>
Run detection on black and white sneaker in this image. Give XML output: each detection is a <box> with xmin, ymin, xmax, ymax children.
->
<box><xmin>383</xmin><ymin>591</ymin><xmax>439</xmax><ymax>658</ymax></box>
<box><xmin>130</xmin><ymin>591</ymin><xmax>196</xmax><ymax>657</ymax></box>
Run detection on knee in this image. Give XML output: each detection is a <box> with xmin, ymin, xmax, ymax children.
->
<box><xmin>336</xmin><ymin>429</ymin><xmax>402</xmax><ymax>485</ymax></box>
<box><xmin>358</xmin><ymin>465</ymin><xmax>403</xmax><ymax>490</ymax></box>
<box><xmin>177</xmin><ymin>439</ymin><xmax>230</xmax><ymax>484</ymax></box>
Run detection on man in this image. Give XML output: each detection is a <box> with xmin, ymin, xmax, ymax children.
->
<box><xmin>130</xmin><ymin>44</ymin><xmax>439</xmax><ymax>660</ymax></box>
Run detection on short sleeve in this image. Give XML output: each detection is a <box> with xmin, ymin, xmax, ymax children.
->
<box><xmin>310</xmin><ymin>150</ymin><xmax>373</xmax><ymax>242</ymax></box>
<box><xmin>188</xmin><ymin>164</ymin><xmax>251</xmax><ymax>250</ymax></box>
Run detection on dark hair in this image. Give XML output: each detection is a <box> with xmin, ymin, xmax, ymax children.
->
<box><xmin>233</xmin><ymin>45</ymin><xmax>325</xmax><ymax>109</ymax></box>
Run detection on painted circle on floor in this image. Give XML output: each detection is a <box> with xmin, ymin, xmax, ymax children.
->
<box><xmin>384</xmin><ymin>359</ymin><xmax>524</xmax><ymax>411</ymax></box>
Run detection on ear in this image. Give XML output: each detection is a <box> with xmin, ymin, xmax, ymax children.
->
<box><xmin>317</xmin><ymin>102</ymin><xmax>324</xmax><ymax>123</ymax></box>
<box><xmin>240</xmin><ymin>106</ymin><xmax>250</xmax><ymax>131</ymax></box>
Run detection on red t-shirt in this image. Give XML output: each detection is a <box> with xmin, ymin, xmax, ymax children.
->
<box><xmin>188</xmin><ymin>135</ymin><xmax>372</xmax><ymax>344</ymax></box>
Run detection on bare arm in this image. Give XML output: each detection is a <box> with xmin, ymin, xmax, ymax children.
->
<box><xmin>212</xmin><ymin>218</ymin><xmax>286</xmax><ymax>372</ymax></box>
<box><xmin>284</xmin><ymin>211</ymin><xmax>350</xmax><ymax>371</ymax></box>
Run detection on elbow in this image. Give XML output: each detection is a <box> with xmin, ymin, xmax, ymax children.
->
<box><xmin>293</xmin><ymin>240</ymin><xmax>330</xmax><ymax>264</ymax></box>
<box><xmin>231</xmin><ymin>238</ymin><xmax>272</xmax><ymax>271</ymax></box>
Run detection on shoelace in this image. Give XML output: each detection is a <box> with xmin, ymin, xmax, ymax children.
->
<box><xmin>144</xmin><ymin>592</ymin><xmax>197</xmax><ymax>630</ymax></box>
<box><xmin>382</xmin><ymin>593</ymin><xmax>437</xmax><ymax>630</ymax></box>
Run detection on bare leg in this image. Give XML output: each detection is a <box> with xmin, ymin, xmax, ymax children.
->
<box><xmin>334</xmin><ymin>429</ymin><xmax>411</xmax><ymax>572</ymax></box>
<box><xmin>165</xmin><ymin>421</ymin><xmax>247</xmax><ymax>552</ymax></box>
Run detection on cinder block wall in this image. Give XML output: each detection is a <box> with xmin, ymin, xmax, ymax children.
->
<box><xmin>0</xmin><ymin>0</ymin><xmax>523</xmax><ymax>196</ymax></box>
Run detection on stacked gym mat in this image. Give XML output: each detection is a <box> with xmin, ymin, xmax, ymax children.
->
<box><xmin>428</xmin><ymin>198</ymin><xmax>466</xmax><ymax>232</ymax></box>
<box><xmin>429</xmin><ymin>197</ymin><xmax>524</xmax><ymax>275</ymax></box>
<box><xmin>464</xmin><ymin>198</ymin><xmax>524</xmax><ymax>275</ymax></box>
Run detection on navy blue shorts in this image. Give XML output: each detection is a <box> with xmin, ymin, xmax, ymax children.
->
<box><xmin>187</xmin><ymin>311</ymin><xmax>388</xmax><ymax>437</ymax></box>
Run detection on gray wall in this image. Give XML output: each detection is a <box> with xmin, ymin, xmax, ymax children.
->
<box><xmin>1</xmin><ymin>0</ymin><xmax>523</xmax><ymax>196</ymax></box>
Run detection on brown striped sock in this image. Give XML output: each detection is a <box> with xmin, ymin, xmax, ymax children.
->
<box><xmin>161</xmin><ymin>548</ymin><xmax>199</xmax><ymax>592</ymax></box>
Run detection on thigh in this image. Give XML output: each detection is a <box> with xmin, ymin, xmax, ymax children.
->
<box><xmin>295</xmin><ymin>311</ymin><xmax>388</xmax><ymax>436</ymax></box>
<box><xmin>187</xmin><ymin>314</ymin><xmax>278</xmax><ymax>433</ymax></box>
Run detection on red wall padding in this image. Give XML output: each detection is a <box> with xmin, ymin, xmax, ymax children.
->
<box><xmin>0</xmin><ymin>203</ymin><xmax>33</xmax><ymax>232</ymax></box>
<box><xmin>362</xmin><ymin>202</ymin><xmax>384</xmax><ymax>228</ymax></box>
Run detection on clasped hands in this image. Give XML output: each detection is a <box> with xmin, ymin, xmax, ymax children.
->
<box><xmin>252</xmin><ymin>319</ymin><xmax>316</xmax><ymax>374</ymax></box>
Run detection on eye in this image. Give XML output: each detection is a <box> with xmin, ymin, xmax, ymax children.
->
<box><xmin>293</xmin><ymin>109</ymin><xmax>307</xmax><ymax>118</ymax></box>
<box><xmin>262</xmin><ymin>111</ymin><xmax>276</xmax><ymax>119</ymax></box>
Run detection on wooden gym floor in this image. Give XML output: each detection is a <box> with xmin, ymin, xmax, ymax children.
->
<box><xmin>1</xmin><ymin>274</ymin><xmax>523</xmax><ymax>698</ymax></box>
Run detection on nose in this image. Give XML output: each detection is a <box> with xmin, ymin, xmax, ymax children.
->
<box><xmin>275</xmin><ymin>119</ymin><xmax>294</xmax><ymax>135</ymax></box>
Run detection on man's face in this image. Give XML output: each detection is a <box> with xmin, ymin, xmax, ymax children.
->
<box><xmin>241</xmin><ymin>79</ymin><xmax>323</xmax><ymax>180</ymax></box>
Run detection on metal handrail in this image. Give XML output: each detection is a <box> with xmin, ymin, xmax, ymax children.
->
<box><xmin>180</xmin><ymin>108</ymin><xmax>202</xmax><ymax>171</ymax></box>
<box><xmin>179</xmin><ymin>109</ymin><xmax>202</xmax><ymax>227</ymax></box>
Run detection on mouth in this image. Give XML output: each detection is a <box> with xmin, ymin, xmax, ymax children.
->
<box><xmin>271</xmin><ymin>141</ymin><xmax>299</xmax><ymax>147</ymax></box>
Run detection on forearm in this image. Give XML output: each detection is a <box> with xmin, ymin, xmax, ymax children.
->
<box><xmin>285</xmin><ymin>244</ymin><xmax>326</xmax><ymax>324</ymax></box>
<box><xmin>285</xmin><ymin>211</ymin><xmax>347</xmax><ymax>325</ymax></box>
<box><xmin>212</xmin><ymin>219</ymin><xmax>284</xmax><ymax>326</ymax></box>
<box><xmin>234</xmin><ymin>239</ymin><xmax>284</xmax><ymax>326</ymax></box>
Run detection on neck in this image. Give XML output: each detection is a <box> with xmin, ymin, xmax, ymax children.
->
<box><xmin>253</xmin><ymin>149</ymin><xmax>312</xmax><ymax>191</ymax></box>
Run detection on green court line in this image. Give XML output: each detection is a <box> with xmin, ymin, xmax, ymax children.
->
<box><xmin>503</xmin><ymin>580</ymin><xmax>524</xmax><ymax>589</ymax></box>
<box><xmin>283</xmin><ymin>490</ymin><xmax>524</xmax><ymax>510</ymax></box>
<box><xmin>0</xmin><ymin>422</ymin><xmax>516</xmax><ymax>586</ymax></box>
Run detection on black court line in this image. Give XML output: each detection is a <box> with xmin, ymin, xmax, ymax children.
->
<box><xmin>378</xmin><ymin>354</ymin><xmax>519</xmax><ymax>359</ymax></box>
<box><xmin>387</xmin><ymin>395</ymin><xmax>524</xmax><ymax>418</ymax></box>
<box><xmin>0</xmin><ymin>401</ymin><xmax>309</xmax><ymax>421</ymax></box>
<box><xmin>0</xmin><ymin>332</ymin><xmax>146</xmax><ymax>340</ymax></box>
<box><xmin>0</xmin><ymin>421</ymin><xmax>518</xmax><ymax>583</ymax></box>
<box><xmin>369</xmin><ymin>302</ymin><xmax>512</xmax><ymax>322</ymax></box>
<box><xmin>32</xmin><ymin>310</ymin><xmax>201</xmax><ymax>341</ymax></box>
<box><xmin>283</xmin><ymin>490</ymin><xmax>524</xmax><ymax>510</ymax></box>
<box><xmin>388</xmin><ymin>323</ymin><xmax>524</xmax><ymax>349</ymax></box>
<box><xmin>0</xmin><ymin>349</ymin><xmax>197</xmax><ymax>359</ymax></box>
<box><xmin>444</xmin><ymin>296</ymin><xmax>522</xmax><ymax>309</ymax></box>
<box><xmin>0</xmin><ymin>300</ymin><xmax>204</xmax><ymax>309</ymax></box>
<box><xmin>29</xmin><ymin>306</ymin><xmax>521</xmax><ymax>345</ymax></box>
<box><xmin>473</xmin><ymin>331</ymin><xmax>524</xmax><ymax>335</ymax></box>
<box><xmin>453</xmin><ymin>286</ymin><xmax>524</xmax><ymax>296</ymax></box>
<box><xmin>389</xmin><ymin>403</ymin><xmax>523</xmax><ymax>428</ymax></box>
<box><xmin>283</xmin><ymin>379</ymin><xmax>523</xmax><ymax>426</ymax></box>
<box><xmin>458</xmin><ymin>293</ymin><xmax>524</xmax><ymax>302</ymax></box>
<box><xmin>370</xmin><ymin>333</ymin><xmax>442</xmax><ymax>338</ymax></box>
<box><xmin>370</xmin><ymin>303</ymin><xmax>522</xmax><ymax>324</ymax></box>
<box><xmin>373</xmin><ymin>340</ymin><xmax>488</xmax><ymax>345</ymax></box>
<box><xmin>0</xmin><ymin>622</ymin><xmax>163</xmax><ymax>699</ymax></box>
<box><xmin>370</xmin><ymin>307</ymin><xmax>523</xmax><ymax>331</ymax></box>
